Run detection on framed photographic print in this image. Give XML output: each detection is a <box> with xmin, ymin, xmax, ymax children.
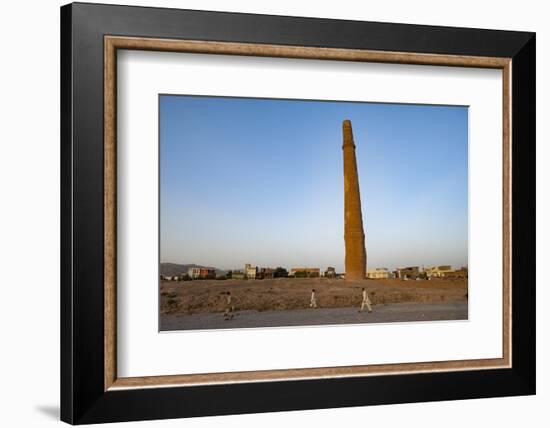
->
<box><xmin>60</xmin><ymin>2</ymin><xmax>536</xmax><ymax>424</ymax></box>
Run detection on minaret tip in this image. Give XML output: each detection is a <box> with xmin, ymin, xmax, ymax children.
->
<box><xmin>342</xmin><ymin>119</ymin><xmax>355</xmax><ymax>148</ymax></box>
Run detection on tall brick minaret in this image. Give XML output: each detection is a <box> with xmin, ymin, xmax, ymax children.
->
<box><xmin>342</xmin><ymin>119</ymin><xmax>366</xmax><ymax>280</ymax></box>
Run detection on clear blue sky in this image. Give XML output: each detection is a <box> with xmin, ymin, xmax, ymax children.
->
<box><xmin>160</xmin><ymin>95</ymin><xmax>468</xmax><ymax>272</ymax></box>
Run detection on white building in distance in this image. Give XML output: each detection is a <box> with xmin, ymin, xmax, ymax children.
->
<box><xmin>366</xmin><ymin>267</ymin><xmax>390</xmax><ymax>279</ymax></box>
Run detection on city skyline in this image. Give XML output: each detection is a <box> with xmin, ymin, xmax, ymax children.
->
<box><xmin>160</xmin><ymin>261</ymin><xmax>467</xmax><ymax>273</ymax></box>
<box><xmin>160</xmin><ymin>95</ymin><xmax>468</xmax><ymax>272</ymax></box>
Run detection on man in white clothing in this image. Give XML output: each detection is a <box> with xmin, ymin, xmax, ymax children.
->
<box><xmin>309</xmin><ymin>289</ymin><xmax>317</xmax><ymax>308</ymax></box>
<box><xmin>224</xmin><ymin>291</ymin><xmax>234</xmax><ymax>320</ymax></box>
<box><xmin>359</xmin><ymin>287</ymin><xmax>372</xmax><ymax>313</ymax></box>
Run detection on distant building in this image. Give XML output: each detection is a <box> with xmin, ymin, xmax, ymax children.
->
<box><xmin>424</xmin><ymin>265</ymin><xmax>453</xmax><ymax>278</ymax></box>
<box><xmin>188</xmin><ymin>268</ymin><xmax>200</xmax><ymax>278</ymax></box>
<box><xmin>324</xmin><ymin>267</ymin><xmax>336</xmax><ymax>278</ymax></box>
<box><xmin>451</xmin><ymin>267</ymin><xmax>468</xmax><ymax>279</ymax></box>
<box><xmin>188</xmin><ymin>267</ymin><xmax>216</xmax><ymax>279</ymax></box>
<box><xmin>423</xmin><ymin>266</ymin><xmax>468</xmax><ymax>279</ymax></box>
<box><xmin>367</xmin><ymin>268</ymin><xmax>390</xmax><ymax>279</ymax></box>
<box><xmin>259</xmin><ymin>267</ymin><xmax>274</xmax><ymax>279</ymax></box>
<box><xmin>290</xmin><ymin>267</ymin><xmax>320</xmax><ymax>278</ymax></box>
<box><xmin>245</xmin><ymin>264</ymin><xmax>258</xmax><ymax>279</ymax></box>
<box><xmin>231</xmin><ymin>271</ymin><xmax>246</xmax><ymax>280</ymax></box>
<box><xmin>395</xmin><ymin>266</ymin><xmax>420</xmax><ymax>280</ymax></box>
<box><xmin>201</xmin><ymin>268</ymin><xmax>216</xmax><ymax>279</ymax></box>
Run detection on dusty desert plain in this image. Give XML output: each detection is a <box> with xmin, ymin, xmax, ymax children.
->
<box><xmin>160</xmin><ymin>277</ymin><xmax>468</xmax><ymax>330</ymax></box>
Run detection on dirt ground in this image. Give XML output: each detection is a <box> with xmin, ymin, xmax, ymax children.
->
<box><xmin>161</xmin><ymin>301</ymin><xmax>468</xmax><ymax>331</ymax></box>
<box><xmin>160</xmin><ymin>277</ymin><xmax>468</xmax><ymax>315</ymax></box>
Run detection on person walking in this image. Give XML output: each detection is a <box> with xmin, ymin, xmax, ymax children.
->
<box><xmin>224</xmin><ymin>291</ymin><xmax>234</xmax><ymax>320</ymax></box>
<box><xmin>309</xmin><ymin>288</ymin><xmax>317</xmax><ymax>309</ymax></box>
<box><xmin>359</xmin><ymin>287</ymin><xmax>372</xmax><ymax>313</ymax></box>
